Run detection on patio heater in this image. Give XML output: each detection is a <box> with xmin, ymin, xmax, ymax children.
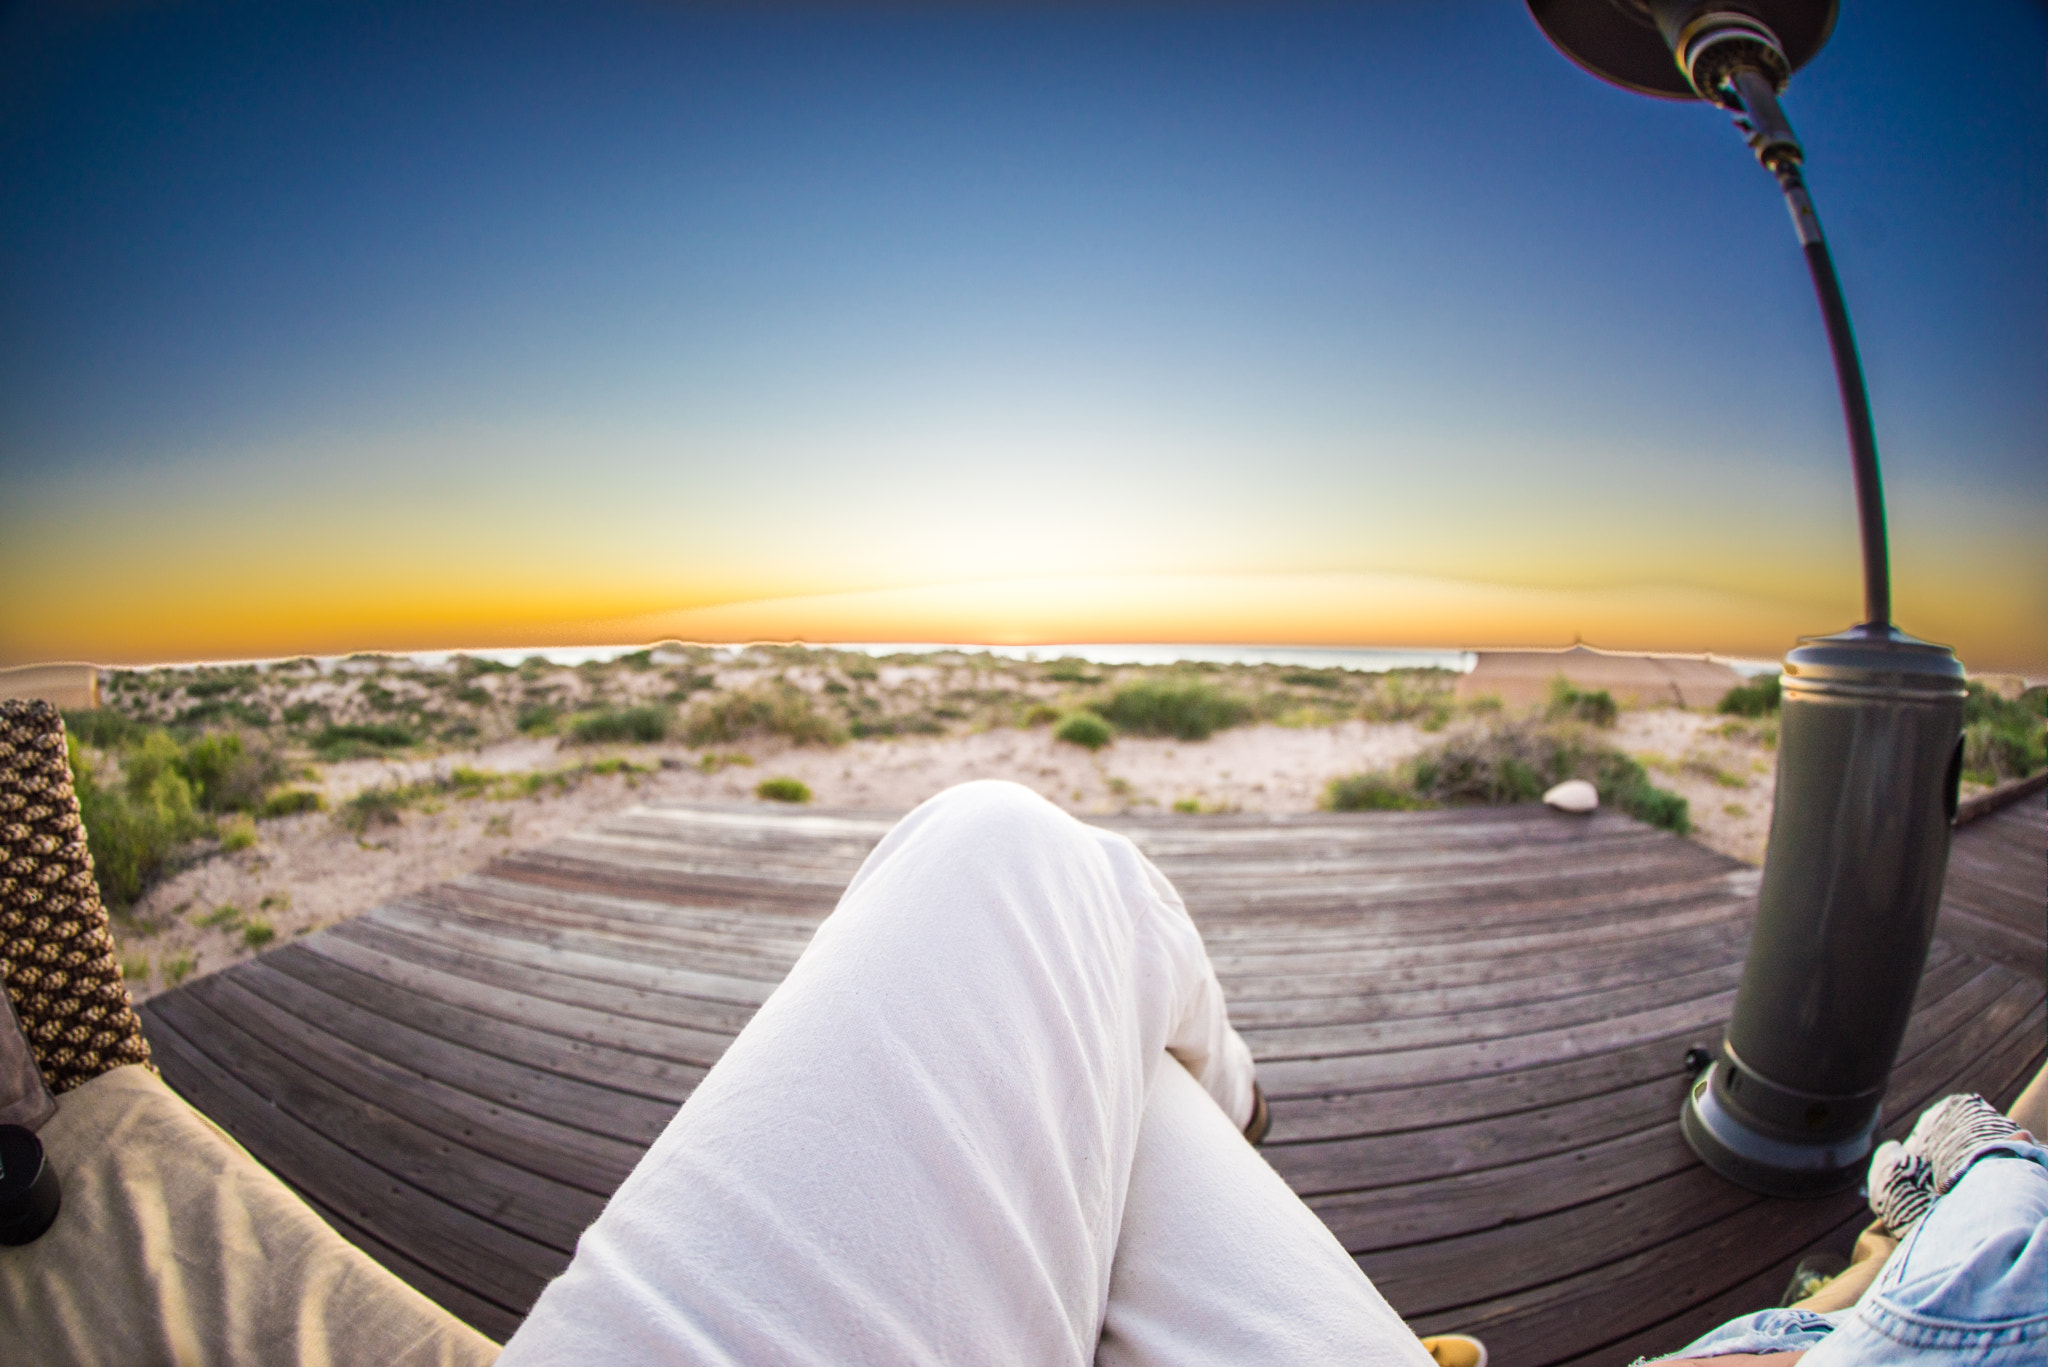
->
<box><xmin>1525</xmin><ymin>0</ymin><xmax>1967</xmax><ymax>1197</ymax></box>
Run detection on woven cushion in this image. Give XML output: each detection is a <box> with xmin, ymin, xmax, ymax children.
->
<box><xmin>0</xmin><ymin>697</ymin><xmax>151</xmax><ymax>1091</ymax></box>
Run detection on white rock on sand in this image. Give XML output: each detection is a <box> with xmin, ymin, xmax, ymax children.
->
<box><xmin>1542</xmin><ymin>779</ymin><xmax>1599</xmax><ymax>813</ymax></box>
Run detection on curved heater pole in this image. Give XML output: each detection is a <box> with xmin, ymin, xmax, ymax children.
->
<box><xmin>1730</xmin><ymin>66</ymin><xmax>1892</xmax><ymax>631</ymax></box>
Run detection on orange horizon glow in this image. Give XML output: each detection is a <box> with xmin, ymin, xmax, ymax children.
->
<box><xmin>6</xmin><ymin>569</ymin><xmax>2042</xmax><ymax>677</ymax></box>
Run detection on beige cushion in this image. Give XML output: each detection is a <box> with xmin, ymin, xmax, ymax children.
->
<box><xmin>0</xmin><ymin>1064</ymin><xmax>500</xmax><ymax>1367</ymax></box>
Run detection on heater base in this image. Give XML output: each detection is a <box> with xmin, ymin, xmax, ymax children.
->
<box><xmin>1680</xmin><ymin>1072</ymin><xmax>1872</xmax><ymax>1198</ymax></box>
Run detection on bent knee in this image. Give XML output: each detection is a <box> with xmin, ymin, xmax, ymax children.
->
<box><xmin>915</xmin><ymin>779</ymin><xmax>1066</xmax><ymax>829</ymax></box>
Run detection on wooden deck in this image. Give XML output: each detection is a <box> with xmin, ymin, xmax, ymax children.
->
<box><xmin>138</xmin><ymin>791</ymin><xmax>2045</xmax><ymax>1363</ymax></box>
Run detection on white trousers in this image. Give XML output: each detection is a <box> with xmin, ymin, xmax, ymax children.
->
<box><xmin>498</xmin><ymin>781</ymin><xmax>1429</xmax><ymax>1366</ymax></box>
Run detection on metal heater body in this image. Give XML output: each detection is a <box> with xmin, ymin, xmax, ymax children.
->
<box><xmin>1684</xmin><ymin>629</ymin><xmax>1964</xmax><ymax>1194</ymax></box>
<box><xmin>1524</xmin><ymin>0</ymin><xmax>1972</xmax><ymax>1194</ymax></box>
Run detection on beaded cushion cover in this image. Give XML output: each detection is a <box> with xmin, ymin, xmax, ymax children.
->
<box><xmin>0</xmin><ymin>697</ymin><xmax>152</xmax><ymax>1092</ymax></box>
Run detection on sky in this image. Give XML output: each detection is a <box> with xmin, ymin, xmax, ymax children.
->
<box><xmin>2</xmin><ymin>0</ymin><xmax>2043</xmax><ymax>672</ymax></box>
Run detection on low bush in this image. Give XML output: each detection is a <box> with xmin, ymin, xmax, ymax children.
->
<box><xmin>218</xmin><ymin>813</ymin><xmax>257</xmax><ymax>852</ymax></box>
<box><xmin>684</xmin><ymin>683</ymin><xmax>845</xmax><ymax>747</ymax></box>
<box><xmin>312</xmin><ymin>722</ymin><xmax>415</xmax><ymax>759</ymax></box>
<box><xmin>1322</xmin><ymin>773</ymin><xmax>1433</xmax><ymax>812</ymax></box>
<box><xmin>1406</xmin><ymin>717</ymin><xmax>1690</xmax><ymax>833</ymax></box>
<box><xmin>259</xmin><ymin>788</ymin><xmax>323</xmax><ymax>818</ymax></box>
<box><xmin>337</xmin><ymin>786</ymin><xmax>411</xmax><ymax>834</ymax></box>
<box><xmin>62</xmin><ymin>708</ymin><xmax>142</xmax><ymax>749</ymax></box>
<box><xmin>1546</xmin><ymin>677</ymin><xmax>1619</xmax><ymax>728</ymax></box>
<box><xmin>180</xmin><ymin>732</ymin><xmax>287</xmax><ymax>812</ymax></box>
<box><xmin>515</xmin><ymin>704</ymin><xmax>559</xmax><ymax>735</ymax></box>
<box><xmin>755</xmin><ymin>776</ymin><xmax>812</xmax><ymax>803</ymax></box>
<box><xmin>1717</xmin><ymin>674</ymin><xmax>1782</xmax><ymax>718</ymax></box>
<box><xmin>1359</xmin><ymin>671</ymin><xmax>1456</xmax><ymax>731</ymax></box>
<box><xmin>1098</xmin><ymin>680</ymin><xmax>1248</xmax><ymax>741</ymax></box>
<box><xmin>453</xmin><ymin>655</ymin><xmax>514</xmax><ymax>679</ymax></box>
<box><xmin>67</xmin><ymin>736</ymin><xmax>204</xmax><ymax>913</ymax></box>
<box><xmin>1054</xmin><ymin>711</ymin><xmax>1113</xmax><ymax>750</ymax></box>
<box><xmin>848</xmin><ymin>715</ymin><xmax>945</xmax><ymax>739</ymax></box>
<box><xmin>1960</xmin><ymin>682</ymin><xmax>2045</xmax><ymax>784</ymax></box>
<box><xmin>568</xmin><ymin>705</ymin><xmax>671</xmax><ymax>744</ymax></box>
<box><xmin>1043</xmin><ymin>658</ymin><xmax>1103</xmax><ymax>684</ymax></box>
<box><xmin>241</xmin><ymin>918</ymin><xmax>276</xmax><ymax>949</ymax></box>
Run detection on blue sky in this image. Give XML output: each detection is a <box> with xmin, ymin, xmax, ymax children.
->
<box><xmin>3</xmin><ymin>0</ymin><xmax>2043</xmax><ymax>668</ymax></box>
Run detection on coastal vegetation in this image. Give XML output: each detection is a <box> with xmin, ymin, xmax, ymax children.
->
<box><xmin>57</xmin><ymin>644</ymin><xmax>2037</xmax><ymax>928</ymax></box>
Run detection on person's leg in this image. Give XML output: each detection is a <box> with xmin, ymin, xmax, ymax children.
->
<box><xmin>496</xmin><ymin>781</ymin><xmax>1270</xmax><ymax>1366</ymax></box>
<box><xmin>1793</xmin><ymin>1058</ymin><xmax>2048</xmax><ymax>1315</ymax></box>
<box><xmin>1804</xmin><ymin>1140</ymin><xmax>2048</xmax><ymax>1366</ymax></box>
<box><xmin>1098</xmin><ymin>1058</ymin><xmax>1432</xmax><ymax>1367</ymax></box>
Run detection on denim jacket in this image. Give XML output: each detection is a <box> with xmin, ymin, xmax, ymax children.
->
<box><xmin>1654</xmin><ymin>1140</ymin><xmax>2048</xmax><ymax>1366</ymax></box>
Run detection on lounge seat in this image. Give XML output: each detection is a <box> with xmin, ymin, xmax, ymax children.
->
<box><xmin>0</xmin><ymin>698</ymin><xmax>500</xmax><ymax>1366</ymax></box>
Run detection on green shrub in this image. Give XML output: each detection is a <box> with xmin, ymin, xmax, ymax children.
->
<box><xmin>180</xmin><ymin>732</ymin><xmax>286</xmax><ymax>812</ymax></box>
<box><xmin>165</xmin><ymin>954</ymin><xmax>195</xmax><ymax>986</ymax></box>
<box><xmin>1280</xmin><ymin>669</ymin><xmax>1344</xmax><ymax>689</ymax></box>
<box><xmin>755</xmin><ymin>776</ymin><xmax>812</xmax><ymax>803</ymax></box>
<box><xmin>514</xmin><ymin>703</ymin><xmax>559</xmax><ymax>735</ymax></box>
<box><xmin>683</xmin><ymin>684</ymin><xmax>845</xmax><ymax>747</ymax></box>
<box><xmin>848</xmin><ymin>715</ymin><xmax>944</xmax><ymax>739</ymax></box>
<box><xmin>453</xmin><ymin>655</ymin><xmax>513</xmax><ymax>679</ymax></box>
<box><xmin>1021</xmin><ymin>703</ymin><xmax>1062</xmax><ymax>727</ymax></box>
<box><xmin>568</xmin><ymin>705</ymin><xmax>671</xmax><ymax>744</ymax></box>
<box><xmin>218</xmin><ymin>813</ymin><xmax>257</xmax><ymax>852</ymax></box>
<box><xmin>1054</xmin><ymin>711</ymin><xmax>1113</xmax><ymax>750</ymax></box>
<box><xmin>1098</xmin><ymin>680</ymin><xmax>1248</xmax><ymax>741</ymax></box>
<box><xmin>1043</xmin><ymin>658</ymin><xmax>1103</xmax><ymax>684</ymax></box>
<box><xmin>242</xmin><ymin>918</ymin><xmax>276</xmax><ymax>949</ymax></box>
<box><xmin>1322</xmin><ymin>773</ymin><xmax>1433</xmax><ymax>812</ymax></box>
<box><xmin>62</xmin><ymin>708</ymin><xmax>142</xmax><ymax>749</ymax></box>
<box><xmin>1954</xmin><ymin>682</ymin><xmax>2045</xmax><ymax>784</ymax></box>
<box><xmin>1717</xmin><ymin>674</ymin><xmax>1782</xmax><ymax>718</ymax></box>
<box><xmin>175</xmin><ymin>699</ymin><xmax>272</xmax><ymax>728</ymax></box>
<box><xmin>259</xmin><ymin>788</ymin><xmax>323</xmax><ymax>818</ymax></box>
<box><xmin>312</xmin><ymin>722</ymin><xmax>415</xmax><ymax>759</ymax></box>
<box><xmin>1359</xmin><ymin>672</ymin><xmax>1456</xmax><ymax>731</ymax></box>
<box><xmin>337</xmin><ymin>786</ymin><xmax>412</xmax><ymax>833</ymax></box>
<box><xmin>1546</xmin><ymin>677</ymin><xmax>1619</xmax><ymax>728</ymax></box>
<box><xmin>666</xmin><ymin>672</ymin><xmax>717</xmax><ymax>702</ymax></box>
<box><xmin>1409</xmin><ymin>718</ymin><xmax>1690</xmax><ymax>833</ymax></box>
<box><xmin>66</xmin><ymin>735</ymin><xmax>204</xmax><ymax>913</ymax></box>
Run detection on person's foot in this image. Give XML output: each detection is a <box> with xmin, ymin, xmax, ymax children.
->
<box><xmin>1244</xmin><ymin>1082</ymin><xmax>1271</xmax><ymax>1146</ymax></box>
<box><xmin>1419</xmin><ymin>1333</ymin><xmax>1487</xmax><ymax>1367</ymax></box>
<box><xmin>1906</xmin><ymin>1094</ymin><xmax>2028</xmax><ymax>1192</ymax></box>
<box><xmin>1866</xmin><ymin>1141</ymin><xmax>1936</xmax><ymax>1236</ymax></box>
